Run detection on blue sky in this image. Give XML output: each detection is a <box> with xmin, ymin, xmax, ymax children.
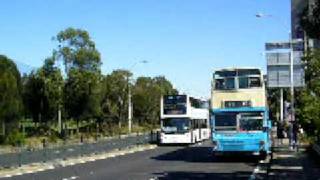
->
<box><xmin>0</xmin><ymin>0</ymin><xmax>291</xmax><ymax>98</ymax></box>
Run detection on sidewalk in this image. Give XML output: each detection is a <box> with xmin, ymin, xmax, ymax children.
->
<box><xmin>267</xmin><ymin>138</ymin><xmax>320</xmax><ymax>180</ymax></box>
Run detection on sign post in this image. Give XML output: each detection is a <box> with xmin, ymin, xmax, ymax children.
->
<box><xmin>265</xmin><ymin>39</ymin><xmax>305</xmax><ymax>149</ymax></box>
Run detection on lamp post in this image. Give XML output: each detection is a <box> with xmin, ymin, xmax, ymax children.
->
<box><xmin>256</xmin><ymin>13</ymin><xmax>296</xmax><ymax>148</ymax></box>
<box><xmin>127</xmin><ymin>60</ymin><xmax>148</xmax><ymax>134</ymax></box>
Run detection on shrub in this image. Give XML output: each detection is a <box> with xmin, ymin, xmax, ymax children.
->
<box><xmin>6</xmin><ymin>130</ymin><xmax>25</xmax><ymax>146</ymax></box>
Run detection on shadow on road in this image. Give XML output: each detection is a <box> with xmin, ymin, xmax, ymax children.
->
<box><xmin>152</xmin><ymin>171</ymin><xmax>252</xmax><ymax>180</ymax></box>
<box><xmin>152</xmin><ymin>146</ymin><xmax>260</xmax><ymax>164</ymax></box>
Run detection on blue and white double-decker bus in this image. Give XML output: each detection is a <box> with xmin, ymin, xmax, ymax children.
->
<box><xmin>211</xmin><ymin>68</ymin><xmax>272</xmax><ymax>158</ymax></box>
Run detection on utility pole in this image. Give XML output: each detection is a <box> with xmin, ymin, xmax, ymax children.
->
<box><xmin>127</xmin><ymin>60</ymin><xmax>148</xmax><ymax>134</ymax></box>
<box><xmin>58</xmin><ymin>86</ymin><xmax>62</xmax><ymax>135</ymax></box>
<box><xmin>127</xmin><ymin>74</ymin><xmax>132</xmax><ymax>134</ymax></box>
<box><xmin>289</xmin><ymin>32</ymin><xmax>295</xmax><ymax>149</ymax></box>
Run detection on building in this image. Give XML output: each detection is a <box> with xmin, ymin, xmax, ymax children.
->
<box><xmin>291</xmin><ymin>0</ymin><xmax>320</xmax><ymax>49</ymax></box>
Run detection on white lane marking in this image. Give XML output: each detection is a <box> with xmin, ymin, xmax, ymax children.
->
<box><xmin>275</xmin><ymin>154</ymin><xmax>295</xmax><ymax>158</ymax></box>
<box><xmin>62</xmin><ymin>176</ymin><xmax>79</xmax><ymax>180</ymax></box>
<box><xmin>47</xmin><ymin>165</ymin><xmax>55</xmax><ymax>169</ymax></box>
<box><xmin>271</xmin><ymin>165</ymin><xmax>303</xmax><ymax>170</ymax></box>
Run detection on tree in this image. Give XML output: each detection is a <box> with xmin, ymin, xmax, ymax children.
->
<box><xmin>300</xmin><ymin>0</ymin><xmax>320</xmax><ymax>39</ymax></box>
<box><xmin>296</xmin><ymin>50</ymin><xmax>320</xmax><ymax>136</ymax></box>
<box><xmin>101</xmin><ymin>70</ymin><xmax>132</xmax><ymax>129</ymax></box>
<box><xmin>153</xmin><ymin>76</ymin><xmax>178</xmax><ymax>95</ymax></box>
<box><xmin>40</xmin><ymin>58</ymin><xmax>64</xmax><ymax>125</ymax></box>
<box><xmin>132</xmin><ymin>77</ymin><xmax>157</xmax><ymax>126</ymax></box>
<box><xmin>22</xmin><ymin>58</ymin><xmax>63</xmax><ymax>128</ymax></box>
<box><xmin>297</xmin><ymin>2</ymin><xmax>320</xmax><ymax>137</ymax></box>
<box><xmin>0</xmin><ymin>55</ymin><xmax>22</xmax><ymax>136</ymax></box>
<box><xmin>64</xmin><ymin>69</ymin><xmax>102</xmax><ymax>128</ymax></box>
<box><xmin>132</xmin><ymin>76</ymin><xmax>177</xmax><ymax>127</ymax></box>
<box><xmin>54</xmin><ymin>27</ymin><xmax>102</xmax><ymax>133</ymax></box>
<box><xmin>55</xmin><ymin>27</ymin><xmax>101</xmax><ymax>74</ymax></box>
<box><xmin>22</xmin><ymin>71</ymin><xmax>44</xmax><ymax>125</ymax></box>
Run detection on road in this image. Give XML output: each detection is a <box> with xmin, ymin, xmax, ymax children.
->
<box><xmin>2</xmin><ymin>141</ymin><xmax>262</xmax><ymax>180</ymax></box>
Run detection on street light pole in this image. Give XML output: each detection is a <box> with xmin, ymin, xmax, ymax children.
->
<box><xmin>127</xmin><ymin>60</ymin><xmax>148</xmax><ymax>134</ymax></box>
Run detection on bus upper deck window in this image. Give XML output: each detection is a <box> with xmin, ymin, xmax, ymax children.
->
<box><xmin>225</xmin><ymin>78</ymin><xmax>235</xmax><ymax>89</ymax></box>
<box><xmin>215</xmin><ymin>79</ymin><xmax>225</xmax><ymax>89</ymax></box>
<box><xmin>238</xmin><ymin>77</ymin><xmax>249</xmax><ymax>89</ymax></box>
<box><xmin>249</xmin><ymin>77</ymin><xmax>261</xmax><ymax>87</ymax></box>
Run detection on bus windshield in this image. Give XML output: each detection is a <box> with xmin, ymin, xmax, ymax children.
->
<box><xmin>214</xmin><ymin>112</ymin><xmax>264</xmax><ymax>132</ymax></box>
<box><xmin>239</xmin><ymin>113</ymin><xmax>263</xmax><ymax>131</ymax></box>
<box><xmin>162</xmin><ymin>118</ymin><xmax>190</xmax><ymax>133</ymax></box>
<box><xmin>214</xmin><ymin>114</ymin><xmax>237</xmax><ymax>131</ymax></box>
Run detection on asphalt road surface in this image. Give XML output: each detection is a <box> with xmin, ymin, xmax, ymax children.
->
<box><xmin>3</xmin><ymin>141</ymin><xmax>261</xmax><ymax>180</ymax></box>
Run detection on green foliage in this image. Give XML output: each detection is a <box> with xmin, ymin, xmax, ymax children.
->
<box><xmin>22</xmin><ymin>57</ymin><xmax>63</xmax><ymax>123</ymax></box>
<box><xmin>297</xmin><ymin>2</ymin><xmax>320</xmax><ymax>137</ymax></box>
<box><xmin>132</xmin><ymin>76</ymin><xmax>177</xmax><ymax>126</ymax></box>
<box><xmin>296</xmin><ymin>50</ymin><xmax>320</xmax><ymax>136</ymax></box>
<box><xmin>0</xmin><ymin>55</ymin><xmax>22</xmax><ymax>135</ymax></box>
<box><xmin>0</xmin><ymin>27</ymin><xmax>179</xmax><ymax>146</ymax></box>
<box><xmin>22</xmin><ymin>72</ymin><xmax>44</xmax><ymax>122</ymax></box>
<box><xmin>5</xmin><ymin>130</ymin><xmax>25</xmax><ymax>146</ymax></box>
<box><xmin>55</xmin><ymin>27</ymin><xmax>102</xmax><ymax>133</ymax></box>
<box><xmin>55</xmin><ymin>27</ymin><xmax>101</xmax><ymax>73</ymax></box>
<box><xmin>100</xmin><ymin>70</ymin><xmax>131</xmax><ymax>126</ymax></box>
<box><xmin>65</xmin><ymin>69</ymin><xmax>101</xmax><ymax>120</ymax></box>
<box><xmin>267</xmin><ymin>89</ymin><xmax>280</xmax><ymax>122</ymax></box>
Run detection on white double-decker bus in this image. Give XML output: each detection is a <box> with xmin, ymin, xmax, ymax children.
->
<box><xmin>160</xmin><ymin>95</ymin><xmax>210</xmax><ymax>144</ymax></box>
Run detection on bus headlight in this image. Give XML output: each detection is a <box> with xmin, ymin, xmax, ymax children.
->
<box><xmin>259</xmin><ymin>140</ymin><xmax>265</xmax><ymax>148</ymax></box>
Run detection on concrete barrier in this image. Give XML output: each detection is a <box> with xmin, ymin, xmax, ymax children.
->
<box><xmin>0</xmin><ymin>133</ymin><xmax>152</xmax><ymax>168</ymax></box>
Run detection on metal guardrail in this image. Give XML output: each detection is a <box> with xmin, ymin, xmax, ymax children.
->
<box><xmin>0</xmin><ymin>131</ymin><xmax>159</xmax><ymax>168</ymax></box>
